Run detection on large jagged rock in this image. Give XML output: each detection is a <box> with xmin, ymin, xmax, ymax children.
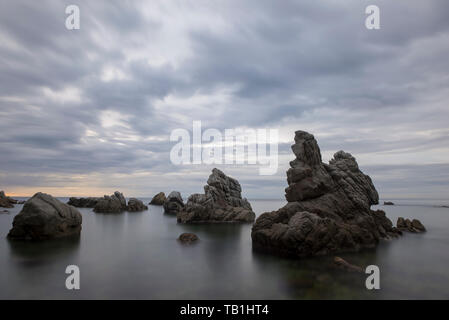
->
<box><xmin>0</xmin><ymin>191</ymin><xmax>17</xmax><ymax>208</ymax></box>
<box><xmin>94</xmin><ymin>191</ymin><xmax>127</xmax><ymax>213</ymax></box>
<box><xmin>127</xmin><ymin>198</ymin><xmax>148</xmax><ymax>212</ymax></box>
<box><xmin>163</xmin><ymin>191</ymin><xmax>184</xmax><ymax>214</ymax></box>
<box><xmin>7</xmin><ymin>193</ymin><xmax>82</xmax><ymax>240</ymax></box>
<box><xmin>68</xmin><ymin>197</ymin><xmax>101</xmax><ymax>208</ymax></box>
<box><xmin>397</xmin><ymin>217</ymin><xmax>426</xmax><ymax>233</ymax></box>
<box><xmin>150</xmin><ymin>192</ymin><xmax>167</xmax><ymax>205</ymax></box>
<box><xmin>252</xmin><ymin>131</ymin><xmax>401</xmax><ymax>258</ymax></box>
<box><xmin>177</xmin><ymin>169</ymin><xmax>256</xmax><ymax>223</ymax></box>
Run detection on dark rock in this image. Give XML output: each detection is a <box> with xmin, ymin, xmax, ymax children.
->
<box><xmin>0</xmin><ymin>191</ymin><xmax>16</xmax><ymax>208</ymax></box>
<box><xmin>252</xmin><ymin>131</ymin><xmax>401</xmax><ymax>258</ymax></box>
<box><xmin>7</xmin><ymin>192</ymin><xmax>82</xmax><ymax>240</ymax></box>
<box><xmin>149</xmin><ymin>192</ymin><xmax>167</xmax><ymax>205</ymax></box>
<box><xmin>17</xmin><ymin>200</ymin><xmax>26</xmax><ymax>205</ymax></box>
<box><xmin>1</xmin><ymin>209</ymin><xmax>9</xmax><ymax>214</ymax></box>
<box><xmin>68</xmin><ymin>197</ymin><xmax>101</xmax><ymax>208</ymax></box>
<box><xmin>333</xmin><ymin>256</ymin><xmax>364</xmax><ymax>273</ymax></box>
<box><xmin>384</xmin><ymin>201</ymin><xmax>395</xmax><ymax>205</ymax></box>
<box><xmin>397</xmin><ymin>217</ymin><xmax>426</xmax><ymax>233</ymax></box>
<box><xmin>177</xmin><ymin>168</ymin><xmax>256</xmax><ymax>223</ymax></box>
<box><xmin>163</xmin><ymin>191</ymin><xmax>184</xmax><ymax>214</ymax></box>
<box><xmin>127</xmin><ymin>198</ymin><xmax>148</xmax><ymax>212</ymax></box>
<box><xmin>178</xmin><ymin>233</ymin><xmax>199</xmax><ymax>244</ymax></box>
<box><xmin>94</xmin><ymin>191</ymin><xmax>127</xmax><ymax>213</ymax></box>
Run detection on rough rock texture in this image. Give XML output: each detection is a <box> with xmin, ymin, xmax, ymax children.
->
<box><xmin>127</xmin><ymin>198</ymin><xmax>148</xmax><ymax>212</ymax></box>
<box><xmin>163</xmin><ymin>191</ymin><xmax>184</xmax><ymax>214</ymax></box>
<box><xmin>150</xmin><ymin>192</ymin><xmax>167</xmax><ymax>205</ymax></box>
<box><xmin>397</xmin><ymin>217</ymin><xmax>426</xmax><ymax>233</ymax></box>
<box><xmin>7</xmin><ymin>193</ymin><xmax>82</xmax><ymax>240</ymax></box>
<box><xmin>94</xmin><ymin>191</ymin><xmax>127</xmax><ymax>213</ymax></box>
<box><xmin>177</xmin><ymin>169</ymin><xmax>256</xmax><ymax>223</ymax></box>
<box><xmin>0</xmin><ymin>191</ymin><xmax>16</xmax><ymax>208</ymax></box>
<box><xmin>68</xmin><ymin>197</ymin><xmax>101</xmax><ymax>208</ymax></box>
<box><xmin>252</xmin><ymin>131</ymin><xmax>401</xmax><ymax>258</ymax></box>
<box><xmin>178</xmin><ymin>233</ymin><xmax>199</xmax><ymax>244</ymax></box>
<box><xmin>333</xmin><ymin>256</ymin><xmax>364</xmax><ymax>273</ymax></box>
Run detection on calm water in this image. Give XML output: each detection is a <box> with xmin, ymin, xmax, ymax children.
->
<box><xmin>1</xmin><ymin>198</ymin><xmax>449</xmax><ymax>299</ymax></box>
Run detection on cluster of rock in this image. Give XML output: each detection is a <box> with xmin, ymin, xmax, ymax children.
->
<box><xmin>150</xmin><ymin>192</ymin><xmax>166</xmax><ymax>205</ymax></box>
<box><xmin>252</xmin><ymin>131</ymin><xmax>403</xmax><ymax>258</ymax></box>
<box><xmin>397</xmin><ymin>217</ymin><xmax>426</xmax><ymax>233</ymax></box>
<box><xmin>0</xmin><ymin>191</ymin><xmax>17</xmax><ymax>208</ymax></box>
<box><xmin>7</xmin><ymin>193</ymin><xmax>82</xmax><ymax>240</ymax></box>
<box><xmin>163</xmin><ymin>191</ymin><xmax>184</xmax><ymax>214</ymax></box>
<box><xmin>176</xmin><ymin>169</ymin><xmax>256</xmax><ymax>224</ymax></box>
<box><xmin>68</xmin><ymin>192</ymin><xmax>147</xmax><ymax>213</ymax></box>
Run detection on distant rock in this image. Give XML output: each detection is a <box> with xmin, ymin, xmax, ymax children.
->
<box><xmin>127</xmin><ymin>198</ymin><xmax>148</xmax><ymax>212</ymax></box>
<box><xmin>68</xmin><ymin>197</ymin><xmax>101</xmax><ymax>208</ymax></box>
<box><xmin>7</xmin><ymin>192</ymin><xmax>82</xmax><ymax>240</ymax></box>
<box><xmin>384</xmin><ymin>201</ymin><xmax>395</xmax><ymax>205</ymax></box>
<box><xmin>94</xmin><ymin>191</ymin><xmax>127</xmax><ymax>213</ymax></box>
<box><xmin>163</xmin><ymin>191</ymin><xmax>184</xmax><ymax>214</ymax></box>
<box><xmin>177</xmin><ymin>168</ymin><xmax>256</xmax><ymax>223</ymax></box>
<box><xmin>397</xmin><ymin>217</ymin><xmax>426</xmax><ymax>233</ymax></box>
<box><xmin>333</xmin><ymin>256</ymin><xmax>364</xmax><ymax>273</ymax></box>
<box><xmin>0</xmin><ymin>191</ymin><xmax>16</xmax><ymax>208</ymax></box>
<box><xmin>17</xmin><ymin>200</ymin><xmax>26</xmax><ymax>205</ymax></box>
<box><xmin>252</xmin><ymin>131</ymin><xmax>401</xmax><ymax>258</ymax></box>
<box><xmin>149</xmin><ymin>192</ymin><xmax>166</xmax><ymax>205</ymax></box>
<box><xmin>1</xmin><ymin>209</ymin><xmax>9</xmax><ymax>214</ymax></box>
<box><xmin>178</xmin><ymin>233</ymin><xmax>199</xmax><ymax>244</ymax></box>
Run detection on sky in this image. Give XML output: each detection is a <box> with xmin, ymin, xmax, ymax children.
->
<box><xmin>0</xmin><ymin>0</ymin><xmax>449</xmax><ymax>200</ymax></box>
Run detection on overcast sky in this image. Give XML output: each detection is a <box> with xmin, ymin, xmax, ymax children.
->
<box><xmin>1</xmin><ymin>0</ymin><xmax>449</xmax><ymax>200</ymax></box>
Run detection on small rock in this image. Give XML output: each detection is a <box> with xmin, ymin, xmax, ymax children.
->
<box><xmin>127</xmin><ymin>198</ymin><xmax>148</xmax><ymax>212</ymax></box>
<box><xmin>333</xmin><ymin>256</ymin><xmax>364</xmax><ymax>273</ymax></box>
<box><xmin>163</xmin><ymin>191</ymin><xmax>184</xmax><ymax>214</ymax></box>
<box><xmin>178</xmin><ymin>233</ymin><xmax>199</xmax><ymax>244</ymax></box>
<box><xmin>384</xmin><ymin>201</ymin><xmax>395</xmax><ymax>205</ymax></box>
<box><xmin>1</xmin><ymin>209</ymin><xmax>9</xmax><ymax>214</ymax></box>
<box><xmin>149</xmin><ymin>192</ymin><xmax>166</xmax><ymax>205</ymax></box>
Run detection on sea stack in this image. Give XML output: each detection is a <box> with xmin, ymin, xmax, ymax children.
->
<box><xmin>149</xmin><ymin>192</ymin><xmax>167</xmax><ymax>205</ymax></box>
<box><xmin>0</xmin><ymin>191</ymin><xmax>17</xmax><ymax>208</ymax></box>
<box><xmin>251</xmin><ymin>131</ymin><xmax>401</xmax><ymax>258</ymax></box>
<box><xmin>163</xmin><ymin>191</ymin><xmax>184</xmax><ymax>214</ymax></box>
<box><xmin>7</xmin><ymin>192</ymin><xmax>82</xmax><ymax>240</ymax></box>
<box><xmin>177</xmin><ymin>168</ymin><xmax>255</xmax><ymax>223</ymax></box>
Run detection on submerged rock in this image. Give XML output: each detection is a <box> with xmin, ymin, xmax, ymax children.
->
<box><xmin>0</xmin><ymin>191</ymin><xmax>16</xmax><ymax>208</ymax></box>
<box><xmin>177</xmin><ymin>168</ymin><xmax>256</xmax><ymax>223</ymax></box>
<box><xmin>178</xmin><ymin>233</ymin><xmax>199</xmax><ymax>244</ymax></box>
<box><xmin>333</xmin><ymin>256</ymin><xmax>364</xmax><ymax>273</ymax></box>
<box><xmin>68</xmin><ymin>197</ymin><xmax>101</xmax><ymax>208</ymax></box>
<box><xmin>397</xmin><ymin>217</ymin><xmax>426</xmax><ymax>233</ymax></box>
<box><xmin>384</xmin><ymin>201</ymin><xmax>395</xmax><ymax>206</ymax></box>
<box><xmin>150</xmin><ymin>192</ymin><xmax>167</xmax><ymax>205</ymax></box>
<box><xmin>163</xmin><ymin>191</ymin><xmax>184</xmax><ymax>214</ymax></box>
<box><xmin>127</xmin><ymin>198</ymin><xmax>148</xmax><ymax>212</ymax></box>
<box><xmin>94</xmin><ymin>191</ymin><xmax>127</xmax><ymax>213</ymax></box>
<box><xmin>252</xmin><ymin>131</ymin><xmax>401</xmax><ymax>258</ymax></box>
<box><xmin>7</xmin><ymin>192</ymin><xmax>82</xmax><ymax>240</ymax></box>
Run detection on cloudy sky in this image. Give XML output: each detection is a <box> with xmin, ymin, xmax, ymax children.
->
<box><xmin>0</xmin><ymin>0</ymin><xmax>449</xmax><ymax>200</ymax></box>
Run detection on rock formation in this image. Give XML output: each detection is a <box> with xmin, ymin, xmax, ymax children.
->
<box><xmin>252</xmin><ymin>131</ymin><xmax>401</xmax><ymax>258</ymax></box>
<box><xmin>7</xmin><ymin>192</ymin><xmax>82</xmax><ymax>240</ymax></box>
<box><xmin>68</xmin><ymin>197</ymin><xmax>101</xmax><ymax>208</ymax></box>
<box><xmin>149</xmin><ymin>192</ymin><xmax>167</xmax><ymax>205</ymax></box>
<box><xmin>163</xmin><ymin>191</ymin><xmax>184</xmax><ymax>214</ymax></box>
<box><xmin>178</xmin><ymin>233</ymin><xmax>199</xmax><ymax>244</ymax></box>
<box><xmin>397</xmin><ymin>217</ymin><xmax>426</xmax><ymax>233</ymax></box>
<box><xmin>177</xmin><ymin>168</ymin><xmax>256</xmax><ymax>223</ymax></box>
<box><xmin>127</xmin><ymin>198</ymin><xmax>148</xmax><ymax>212</ymax></box>
<box><xmin>384</xmin><ymin>201</ymin><xmax>394</xmax><ymax>205</ymax></box>
<box><xmin>94</xmin><ymin>191</ymin><xmax>127</xmax><ymax>213</ymax></box>
<box><xmin>0</xmin><ymin>191</ymin><xmax>17</xmax><ymax>208</ymax></box>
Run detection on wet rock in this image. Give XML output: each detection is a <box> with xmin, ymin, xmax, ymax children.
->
<box><xmin>177</xmin><ymin>168</ymin><xmax>256</xmax><ymax>223</ymax></box>
<box><xmin>178</xmin><ymin>233</ymin><xmax>199</xmax><ymax>244</ymax></box>
<box><xmin>397</xmin><ymin>217</ymin><xmax>426</xmax><ymax>233</ymax></box>
<box><xmin>68</xmin><ymin>197</ymin><xmax>101</xmax><ymax>208</ymax></box>
<box><xmin>252</xmin><ymin>131</ymin><xmax>401</xmax><ymax>258</ymax></box>
<box><xmin>384</xmin><ymin>201</ymin><xmax>395</xmax><ymax>205</ymax></box>
<box><xmin>163</xmin><ymin>191</ymin><xmax>184</xmax><ymax>214</ymax></box>
<box><xmin>127</xmin><ymin>198</ymin><xmax>148</xmax><ymax>212</ymax></box>
<box><xmin>0</xmin><ymin>191</ymin><xmax>16</xmax><ymax>208</ymax></box>
<box><xmin>94</xmin><ymin>191</ymin><xmax>127</xmax><ymax>213</ymax></box>
<box><xmin>7</xmin><ymin>192</ymin><xmax>82</xmax><ymax>240</ymax></box>
<box><xmin>150</xmin><ymin>192</ymin><xmax>166</xmax><ymax>205</ymax></box>
<box><xmin>333</xmin><ymin>256</ymin><xmax>364</xmax><ymax>273</ymax></box>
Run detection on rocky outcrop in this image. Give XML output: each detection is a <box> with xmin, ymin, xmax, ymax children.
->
<box><xmin>397</xmin><ymin>217</ymin><xmax>426</xmax><ymax>233</ymax></box>
<box><xmin>384</xmin><ymin>201</ymin><xmax>394</xmax><ymax>205</ymax></box>
<box><xmin>7</xmin><ymin>193</ymin><xmax>82</xmax><ymax>240</ymax></box>
<box><xmin>163</xmin><ymin>191</ymin><xmax>184</xmax><ymax>214</ymax></box>
<box><xmin>333</xmin><ymin>256</ymin><xmax>364</xmax><ymax>273</ymax></box>
<box><xmin>178</xmin><ymin>233</ymin><xmax>199</xmax><ymax>244</ymax></box>
<box><xmin>177</xmin><ymin>169</ymin><xmax>255</xmax><ymax>223</ymax></box>
<box><xmin>68</xmin><ymin>197</ymin><xmax>101</xmax><ymax>208</ymax></box>
<box><xmin>127</xmin><ymin>198</ymin><xmax>148</xmax><ymax>212</ymax></box>
<box><xmin>94</xmin><ymin>191</ymin><xmax>127</xmax><ymax>213</ymax></box>
<box><xmin>252</xmin><ymin>131</ymin><xmax>401</xmax><ymax>258</ymax></box>
<box><xmin>0</xmin><ymin>191</ymin><xmax>16</xmax><ymax>208</ymax></box>
<box><xmin>150</xmin><ymin>192</ymin><xmax>167</xmax><ymax>205</ymax></box>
